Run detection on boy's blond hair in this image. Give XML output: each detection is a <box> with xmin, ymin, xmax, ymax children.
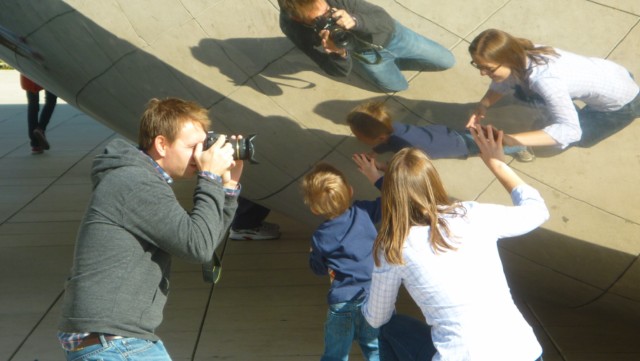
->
<box><xmin>301</xmin><ymin>163</ymin><xmax>351</xmax><ymax>219</ymax></box>
<box><xmin>346</xmin><ymin>101</ymin><xmax>394</xmax><ymax>140</ymax></box>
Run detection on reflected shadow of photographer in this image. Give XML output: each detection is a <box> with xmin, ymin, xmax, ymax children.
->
<box><xmin>191</xmin><ymin>37</ymin><xmax>380</xmax><ymax>96</ymax></box>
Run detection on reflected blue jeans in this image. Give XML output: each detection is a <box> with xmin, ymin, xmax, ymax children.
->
<box><xmin>576</xmin><ymin>91</ymin><xmax>640</xmax><ymax>148</ymax></box>
<box><xmin>322</xmin><ymin>298</ymin><xmax>380</xmax><ymax>361</ymax></box>
<box><xmin>459</xmin><ymin>130</ymin><xmax>526</xmax><ymax>156</ymax></box>
<box><xmin>353</xmin><ymin>21</ymin><xmax>455</xmax><ymax>92</ymax></box>
<box><xmin>64</xmin><ymin>336</ymin><xmax>171</xmax><ymax>361</ymax></box>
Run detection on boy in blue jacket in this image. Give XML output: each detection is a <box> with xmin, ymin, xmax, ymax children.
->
<box><xmin>301</xmin><ymin>154</ymin><xmax>382</xmax><ymax>361</ymax></box>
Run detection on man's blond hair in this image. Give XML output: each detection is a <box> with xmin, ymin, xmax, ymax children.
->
<box><xmin>138</xmin><ymin>98</ymin><xmax>211</xmax><ymax>151</ymax></box>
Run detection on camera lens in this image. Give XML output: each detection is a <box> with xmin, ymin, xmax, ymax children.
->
<box><xmin>203</xmin><ymin>132</ymin><xmax>258</xmax><ymax>164</ymax></box>
<box><xmin>312</xmin><ymin>14</ymin><xmax>352</xmax><ymax>50</ymax></box>
<box><xmin>330</xmin><ymin>28</ymin><xmax>351</xmax><ymax>49</ymax></box>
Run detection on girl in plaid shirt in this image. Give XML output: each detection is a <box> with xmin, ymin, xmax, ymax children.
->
<box><xmin>363</xmin><ymin>125</ymin><xmax>549</xmax><ymax>361</ymax></box>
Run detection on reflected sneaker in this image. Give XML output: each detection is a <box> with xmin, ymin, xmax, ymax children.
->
<box><xmin>260</xmin><ymin>221</ymin><xmax>280</xmax><ymax>231</ymax></box>
<box><xmin>31</xmin><ymin>146</ymin><xmax>44</xmax><ymax>154</ymax></box>
<box><xmin>514</xmin><ymin>147</ymin><xmax>535</xmax><ymax>162</ymax></box>
<box><xmin>230</xmin><ymin>223</ymin><xmax>281</xmax><ymax>240</ymax></box>
<box><xmin>33</xmin><ymin>128</ymin><xmax>50</xmax><ymax>150</ymax></box>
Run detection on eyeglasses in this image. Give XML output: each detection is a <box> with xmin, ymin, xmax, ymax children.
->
<box><xmin>470</xmin><ymin>61</ymin><xmax>502</xmax><ymax>74</ymax></box>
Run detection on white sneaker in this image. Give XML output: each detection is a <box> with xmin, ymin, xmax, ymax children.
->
<box><xmin>514</xmin><ymin>147</ymin><xmax>536</xmax><ymax>162</ymax></box>
<box><xmin>229</xmin><ymin>223</ymin><xmax>281</xmax><ymax>240</ymax></box>
<box><xmin>259</xmin><ymin>221</ymin><xmax>280</xmax><ymax>231</ymax></box>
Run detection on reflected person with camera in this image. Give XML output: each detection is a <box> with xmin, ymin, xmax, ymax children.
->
<box><xmin>278</xmin><ymin>0</ymin><xmax>455</xmax><ymax>92</ymax></box>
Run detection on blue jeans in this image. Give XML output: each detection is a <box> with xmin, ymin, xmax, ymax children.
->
<box><xmin>378</xmin><ymin>314</ymin><xmax>435</xmax><ymax>361</ymax></box>
<box><xmin>231</xmin><ymin>197</ymin><xmax>270</xmax><ymax>229</ymax></box>
<box><xmin>63</xmin><ymin>336</ymin><xmax>171</xmax><ymax>361</ymax></box>
<box><xmin>322</xmin><ymin>298</ymin><xmax>379</xmax><ymax>361</ymax></box>
<box><xmin>379</xmin><ymin>314</ymin><xmax>544</xmax><ymax>361</ymax></box>
<box><xmin>26</xmin><ymin>90</ymin><xmax>57</xmax><ymax>147</ymax></box>
<box><xmin>353</xmin><ymin>21</ymin><xmax>455</xmax><ymax>92</ymax></box>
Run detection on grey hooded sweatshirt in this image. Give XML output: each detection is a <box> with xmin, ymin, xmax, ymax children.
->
<box><xmin>58</xmin><ymin>138</ymin><xmax>237</xmax><ymax>340</ymax></box>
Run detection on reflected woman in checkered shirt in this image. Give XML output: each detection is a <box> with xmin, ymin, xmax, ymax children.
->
<box><xmin>467</xmin><ymin>28</ymin><xmax>639</xmax><ymax>150</ymax></box>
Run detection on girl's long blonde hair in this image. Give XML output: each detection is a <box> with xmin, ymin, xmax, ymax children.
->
<box><xmin>469</xmin><ymin>29</ymin><xmax>559</xmax><ymax>82</ymax></box>
<box><xmin>374</xmin><ymin>148</ymin><xmax>464</xmax><ymax>266</ymax></box>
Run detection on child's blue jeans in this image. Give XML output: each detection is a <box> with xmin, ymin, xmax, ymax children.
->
<box><xmin>321</xmin><ymin>297</ymin><xmax>380</xmax><ymax>361</ymax></box>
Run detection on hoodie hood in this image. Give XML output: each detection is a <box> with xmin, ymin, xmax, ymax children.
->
<box><xmin>91</xmin><ymin>138</ymin><xmax>156</xmax><ymax>188</ymax></box>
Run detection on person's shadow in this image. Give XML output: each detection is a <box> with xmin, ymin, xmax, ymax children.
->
<box><xmin>191</xmin><ymin>37</ymin><xmax>381</xmax><ymax>96</ymax></box>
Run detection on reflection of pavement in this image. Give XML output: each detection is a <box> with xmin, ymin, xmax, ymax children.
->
<box><xmin>1</xmin><ymin>0</ymin><xmax>640</xmax><ymax>360</ymax></box>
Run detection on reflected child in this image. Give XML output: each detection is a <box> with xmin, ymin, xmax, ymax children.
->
<box><xmin>347</xmin><ymin>100</ymin><xmax>534</xmax><ymax>167</ymax></box>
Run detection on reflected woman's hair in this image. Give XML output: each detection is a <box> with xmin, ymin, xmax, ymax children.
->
<box><xmin>469</xmin><ymin>28</ymin><xmax>558</xmax><ymax>81</ymax></box>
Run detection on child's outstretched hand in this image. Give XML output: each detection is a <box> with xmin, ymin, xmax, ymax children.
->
<box><xmin>470</xmin><ymin>124</ymin><xmax>526</xmax><ymax>192</ymax></box>
<box><xmin>366</xmin><ymin>152</ymin><xmax>388</xmax><ymax>172</ymax></box>
<box><xmin>353</xmin><ymin>153</ymin><xmax>382</xmax><ymax>185</ymax></box>
<box><xmin>470</xmin><ymin>124</ymin><xmax>506</xmax><ymax>170</ymax></box>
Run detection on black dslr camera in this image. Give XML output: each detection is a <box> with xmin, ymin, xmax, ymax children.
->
<box><xmin>203</xmin><ymin>131</ymin><xmax>258</xmax><ymax>164</ymax></box>
<box><xmin>313</xmin><ymin>9</ymin><xmax>353</xmax><ymax>49</ymax></box>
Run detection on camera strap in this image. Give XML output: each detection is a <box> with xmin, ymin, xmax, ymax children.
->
<box><xmin>202</xmin><ymin>227</ymin><xmax>229</xmax><ymax>284</ymax></box>
<box><xmin>352</xmin><ymin>49</ymin><xmax>382</xmax><ymax>65</ymax></box>
<box><xmin>350</xmin><ymin>34</ymin><xmax>384</xmax><ymax>65</ymax></box>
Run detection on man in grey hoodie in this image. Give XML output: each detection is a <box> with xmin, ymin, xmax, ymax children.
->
<box><xmin>57</xmin><ymin>98</ymin><xmax>243</xmax><ymax>360</ymax></box>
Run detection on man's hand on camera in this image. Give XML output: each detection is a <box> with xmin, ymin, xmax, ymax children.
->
<box><xmin>223</xmin><ymin>160</ymin><xmax>243</xmax><ymax>188</ymax></box>
<box><xmin>196</xmin><ymin>134</ymin><xmax>234</xmax><ymax>176</ymax></box>
<box><xmin>319</xmin><ymin>31</ymin><xmax>347</xmax><ymax>57</ymax></box>
<box><xmin>331</xmin><ymin>9</ymin><xmax>356</xmax><ymax>30</ymax></box>
<box><xmin>222</xmin><ymin>136</ymin><xmax>244</xmax><ymax>188</ymax></box>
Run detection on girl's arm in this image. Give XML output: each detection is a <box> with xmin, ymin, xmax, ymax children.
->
<box><xmin>470</xmin><ymin>125</ymin><xmax>549</xmax><ymax>236</ymax></box>
<box><xmin>503</xmin><ymin>129</ymin><xmax>559</xmax><ymax>147</ymax></box>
